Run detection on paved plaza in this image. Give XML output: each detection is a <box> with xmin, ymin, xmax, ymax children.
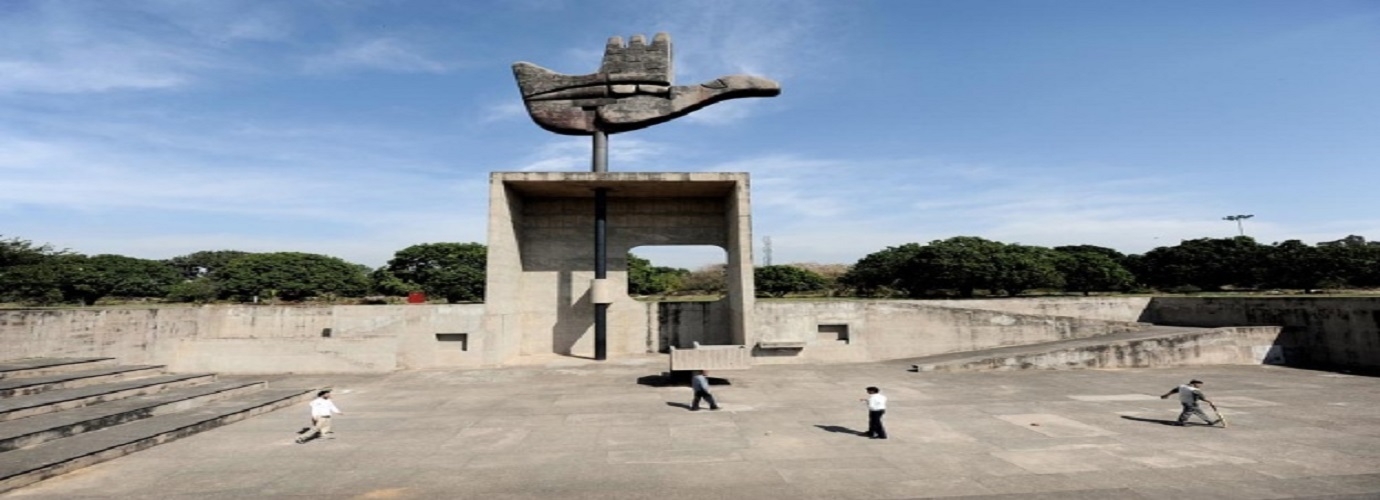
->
<box><xmin>4</xmin><ymin>357</ymin><xmax>1380</xmax><ymax>499</ymax></box>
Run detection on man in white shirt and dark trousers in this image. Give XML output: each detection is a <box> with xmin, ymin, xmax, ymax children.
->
<box><xmin>862</xmin><ymin>386</ymin><xmax>887</xmax><ymax>439</ymax></box>
<box><xmin>1160</xmin><ymin>379</ymin><xmax>1218</xmax><ymax>426</ymax></box>
<box><xmin>690</xmin><ymin>370</ymin><xmax>720</xmax><ymax>411</ymax></box>
<box><xmin>296</xmin><ymin>389</ymin><xmax>343</xmax><ymax>443</ymax></box>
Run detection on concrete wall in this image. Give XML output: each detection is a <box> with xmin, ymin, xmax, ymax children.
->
<box><xmin>917</xmin><ymin>326</ymin><xmax>1285</xmax><ymax>372</ymax></box>
<box><xmin>923</xmin><ymin>297</ymin><xmax>1152</xmax><ymax>323</ymax></box>
<box><xmin>6</xmin><ymin>297</ymin><xmax>1376</xmax><ymax>373</ymax></box>
<box><xmin>1142</xmin><ymin>297</ymin><xmax>1380</xmax><ymax>370</ymax></box>
<box><xmin>0</xmin><ymin>305</ymin><xmax>487</xmax><ymax>374</ymax></box>
<box><xmin>738</xmin><ymin>300</ymin><xmax>1146</xmax><ymax>365</ymax></box>
<box><xmin>656</xmin><ymin>300</ymin><xmax>731</xmax><ymax>351</ymax></box>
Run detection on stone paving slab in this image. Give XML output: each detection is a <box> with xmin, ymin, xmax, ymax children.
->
<box><xmin>3</xmin><ymin>359</ymin><xmax>1379</xmax><ymax>499</ymax></box>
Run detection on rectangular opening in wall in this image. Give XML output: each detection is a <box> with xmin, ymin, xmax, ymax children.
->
<box><xmin>435</xmin><ymin>333</ymin><xmax>469</xmax><ymax>351</ymax></box>
<box><xmin>817</xmin><ymin>324</ymin><xmax>849</xmax><ymax>345</ymax></box>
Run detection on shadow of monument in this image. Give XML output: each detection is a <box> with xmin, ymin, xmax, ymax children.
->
<box><xmin>552</xmin><ymin>269</ymin><xmax>594</xmax><ymax>358</ymax></box>
<box><xmin>635</xmin><ymin>373</ymin><xmax>732</xmax><ymax>387</ymax></box>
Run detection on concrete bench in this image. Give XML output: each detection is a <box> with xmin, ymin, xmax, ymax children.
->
<box><xmin>757</xmin><ymin>341</ymin><xmax>808</xmax><ymax>350</ymax></box>
<box><xmin>669</xmin><ymin>343</ymin><xmax>750</xmax><ymax>371</ymax></box>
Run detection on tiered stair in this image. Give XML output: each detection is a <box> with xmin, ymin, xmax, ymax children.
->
<box><xmin>0</xmin><ymin>357</ymin><xmax>313</xmax><ymax>493</ymax></box>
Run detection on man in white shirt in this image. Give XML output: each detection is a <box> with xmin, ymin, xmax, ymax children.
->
<box><xmin>1160</xmin><ymin>379</ymin><xmax>1217</xmax><ymax>426</ymax></box>
<box><xmin>861</xmin><ymin>386</ymin><xmax>887</xmax><ymax>439</ymax></box>
<box><xmin>296</xmin><ymin>389</ymin><xmax>343</xmax><ymax>443</ymax></box>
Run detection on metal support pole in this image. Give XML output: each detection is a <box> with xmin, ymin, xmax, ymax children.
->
<box><xmin>594</xmin><ymin>187</ymin><xmax>609</xmax><ymax>361</ymax></box>
<box><xmin>592</xmin><ymin>131</ymin><xmax>607</xmax><ymax>173</ymax></box>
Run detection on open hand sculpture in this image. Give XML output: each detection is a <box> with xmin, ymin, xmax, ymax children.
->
<box><xmin>513</xmin><ymin>33</ymin><xmax>781</xmax><ymax>135</ymax></box>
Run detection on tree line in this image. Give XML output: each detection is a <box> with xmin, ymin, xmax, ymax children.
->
<box><xmin>635</xmin><ymin>235</ymin><xmax>1380</xmax><ymax>299</ymax></box>
<box><xmin>0</xmin><ymin>237</ymin><xmax>487</xmax><ymax>306</ymax></box>
<box><xmin>3</xmin><ymin>233</ymin><xmax>1378</xmax><ymax>306</ymax></box>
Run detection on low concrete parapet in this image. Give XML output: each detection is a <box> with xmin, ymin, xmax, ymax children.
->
<box><xmin>669</xmin><ymin>343</ymin><xmax>750</xmax><ymax>371</ymax></box>
<box><xmin>912</xmin><ymin>326</ymin><xmax>1285</xmax><ymax>372</ymax></box>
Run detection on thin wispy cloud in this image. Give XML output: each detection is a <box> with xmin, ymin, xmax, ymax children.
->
<box><xmin>480</xmin><ymin>100</ymin><xmax>528</xmax><ymax>124</ymax></box>
<box><xmin>0</xmin><ymin>2</ymin><xmax>298</xmax><ymax>94</ymax></box>
<box><xmin>303</xmin><ymin>38</ymin><xmax>452</xmax><ymax>74</ymax></box>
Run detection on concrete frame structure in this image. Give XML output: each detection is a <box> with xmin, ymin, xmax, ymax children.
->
<box><xmin>483</xmin><ymin>172</ymin><xmax>755</xmax><ymax>362</ymax></box>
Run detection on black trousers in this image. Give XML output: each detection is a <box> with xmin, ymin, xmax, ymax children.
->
<box><xmin>867</xmin><ymin>409</ymin><xmax>887</xmax><ymax>438</ymax></box>
<box><xmin>692</xmin><ymin>389</ymin><xmax>718</xmax><ymax>410</ymax></box>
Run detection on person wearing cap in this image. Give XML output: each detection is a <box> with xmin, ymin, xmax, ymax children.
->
<box><xmin>296</xmin><ymin>389</ymin><xmax>344</xmax><ymax>443</ymax></box>
<box><xmin>1160</xmin><ymin>379</ymin><xmax>1217</xmax><ymax>426</ymax></box>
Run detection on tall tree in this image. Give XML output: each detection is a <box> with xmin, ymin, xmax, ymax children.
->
<box><xmin>384</xmin><ymin>243</ymin><xmax>487</xmax><ymax>303</ymax></box>
<box><xmin>216</xmin><ymin>252</ymin><xmax>370</xmax><ymax>301</ymax></box>
<box><xmin>840</xmin><ymin>243</ymin><xmax>924</xmax><ymax>297</ymax></box>
<box><xmin>907</xmin><ymin>237</ymin><xmax>1007</xmax><ymax>298</ymax></box>
<box><xmin>1054</xmin><ymin>247</ymin><xmax>1135</xmax><ymax>296</ymax></box>
<box><xmin>2</xmin><ymin>254</ymin><xmax>180</xmax><ymax>305</ymax></box>
<box><xmin>755</xmin><ymin>265</ymin><xmax>828</xmax><ymax>297</ymax></box>
<box><xmin>1137</xmin><ymin>237</ymin><xmax>1267</xmax><ymax>291</ymax></box>
<box><xmin>165</xmin><ymin>250</ymin><xmax>253</xmax><ymax>280</ymax></box>
<box><xmin>990</xmin><ymin>244</ymin><xmax>1065</xmax><ymax>296</ymax></box>
<box><xmin>626</xmin><ymin>253</ymin><xmax>688</xmax><ymax>296</ymax></box>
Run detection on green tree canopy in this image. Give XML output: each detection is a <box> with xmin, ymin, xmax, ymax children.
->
<box><xmin>215</xmin><ymin>252</ymin><xmax>370</xmax><ymax>301</ymax></box>
<box><xmin>2</xmin><ymin>253</ymin><xmax>180</xmax><ymax>305</ymax></box>
<box><xmin>165</xmin><ymin>250</ymin><xmax>254</xmax><ymax>280</ymax></box>
<box><xmin>839</xmin><ymin>243</ymin><xmax>923</xmax><ymax>297</ymax></box>
<box><xmin>1</xmin><ymin>235</ymin><xmax>63</xmax><ymax>268</ymax></box>
<box><xmin>906</xmin><ymin>237</ymin><xmax>1007</xmax><ymax>298</ymax></box>
<box><xmin>1054</xmin><ymin>247</ymin><xmax>1135</xmax><ymax>295</ymax></box>
<box><xmin>1138</xmin><ymin>237</ymin><xmax>1267</xmax><ymax>291</ymax></box>
<box><xmin>384</xmin><ymin>243</ymin><xmax>486</xmax><ymax>303</ymax></box>
<box><xmin>755</xmin><ymin>265</ymin><xmax>828</xmax><ymax>297</ymax></box>
<box><xmin>626</xmin><ymin>253</ymin><xmax>688</xmax><ymax>296</ymax></box>
<box><xmin>989</xmin><ymin>244</ymin><xmax>1064</xmax><ymax>296</ymax></box>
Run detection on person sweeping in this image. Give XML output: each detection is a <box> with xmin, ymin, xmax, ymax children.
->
<box><xmin>1160</xmin><ymin>379</ymin><xmax>1221</xmax><ymax>427</ymax></box>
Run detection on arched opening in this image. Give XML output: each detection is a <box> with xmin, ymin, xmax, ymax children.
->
<box><xmin>626</xmin><ymin>245</ymin><xmax>728</xmax><ymax>302</ymax></box>
<box><xmin>629</xmin><ymin>245</ymin><xmax>735</xmax><ymax>352</ymax></box>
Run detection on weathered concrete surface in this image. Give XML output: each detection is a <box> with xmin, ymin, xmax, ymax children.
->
<box><xmin>485</xmin><ymin>172</ymin><xmax>755</xmax><ymax>362</ymax></box>
<box><xmin>906</xmin><ymin>326</ymin><xmax>1284</xmax><ymax>372</ymax></box>
<box><xmin>669</xmin><ymin>344</ymin><xmax>749</xmax><ymax>371</ymax></box>
<box><xmin>4</xmin><ymin>360</ymin><xmax>1378</xmax><ymax>499</ymax></box>
<box><xmin>512</xmin><ymin>32</ymin><xmax>780</xmax><ymax>136</ymax></box>
<box><xmin>925</xmin><ymin>297</ymin><xmax>1153</xmax><ymax>323</ymax></box>
<box><xmin>0</xmin><ymin>306</ymin><xmax>485</xmax><ymax>374</ymax></box>
<box><xmin>747</xmin><ymin>300</ymin><xmax>1148</xmax><ymax>364</ymax></box>
<box><xmin>1143</xmin><ymin>297</ymin><xmax>1380</xmax><ymax>371</ymax></box>
<box><xmin>4</xmin><ymin>296</ymin><xmax>1376</xmax><ymax>373</ymax></box>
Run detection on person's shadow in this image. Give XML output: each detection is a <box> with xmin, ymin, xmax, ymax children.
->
<box><xmin>815</xmin><ymin>424</ymin><xmax>866</xmax><ymax>436</ymax></box>
<box><xmin>1120</xmin><ymin>415</ymin><xmax>1208</xmax><ymax>426</ymax></box>
<box><xmin>665</xmin><ymin>402</ymin><xmax>693</xmax><ymax>411</ymax></box>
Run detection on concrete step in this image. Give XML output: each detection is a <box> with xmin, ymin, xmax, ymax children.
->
<box><xmin>0</xmin><ymin>365</ymin><xmax>166</xmax><ymax>399</ymax></box>
<box><xmin>0</xmin><ymin>373</ymin><xmax>216</xmax><ymax>422</ymax></box>
<box><xmin>0</xmin><ymin>358</ymin><xmax>116</xmax><ymax>380</ymax></box>
<box><xmin>901</xmin><ymin>326</ymin><xmax>1224</xmax><ymax>372</ymax></box>
<box><xmin>0</xmin><ymin>380</ymin><xmax>266</xmax><ymax>452</ymax></box>
<box><xmin>0</xmin><ymin>387</ymin><xmax>314</xmax><ymax>494</ymax></box>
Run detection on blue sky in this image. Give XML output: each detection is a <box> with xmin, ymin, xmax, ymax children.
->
<box><xmin>1</xmin><ymin>0</ymin><xmax>1377</xmax><ymax>270</ymax></box>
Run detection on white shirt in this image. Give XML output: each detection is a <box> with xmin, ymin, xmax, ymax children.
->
<box><xmin>310</xmin><ymin>397</ymin><xmax>341</xmax><ymax>418</ymax></box>
<box><xmin>867</xmin><ymin>393</ymin><xmax>887</xmax><ymax>411</ymax></box>
<box><xmin>1177</xmin><ymin>385</ymin><xmax>1202</xmax><ymax>405</ymax></box>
